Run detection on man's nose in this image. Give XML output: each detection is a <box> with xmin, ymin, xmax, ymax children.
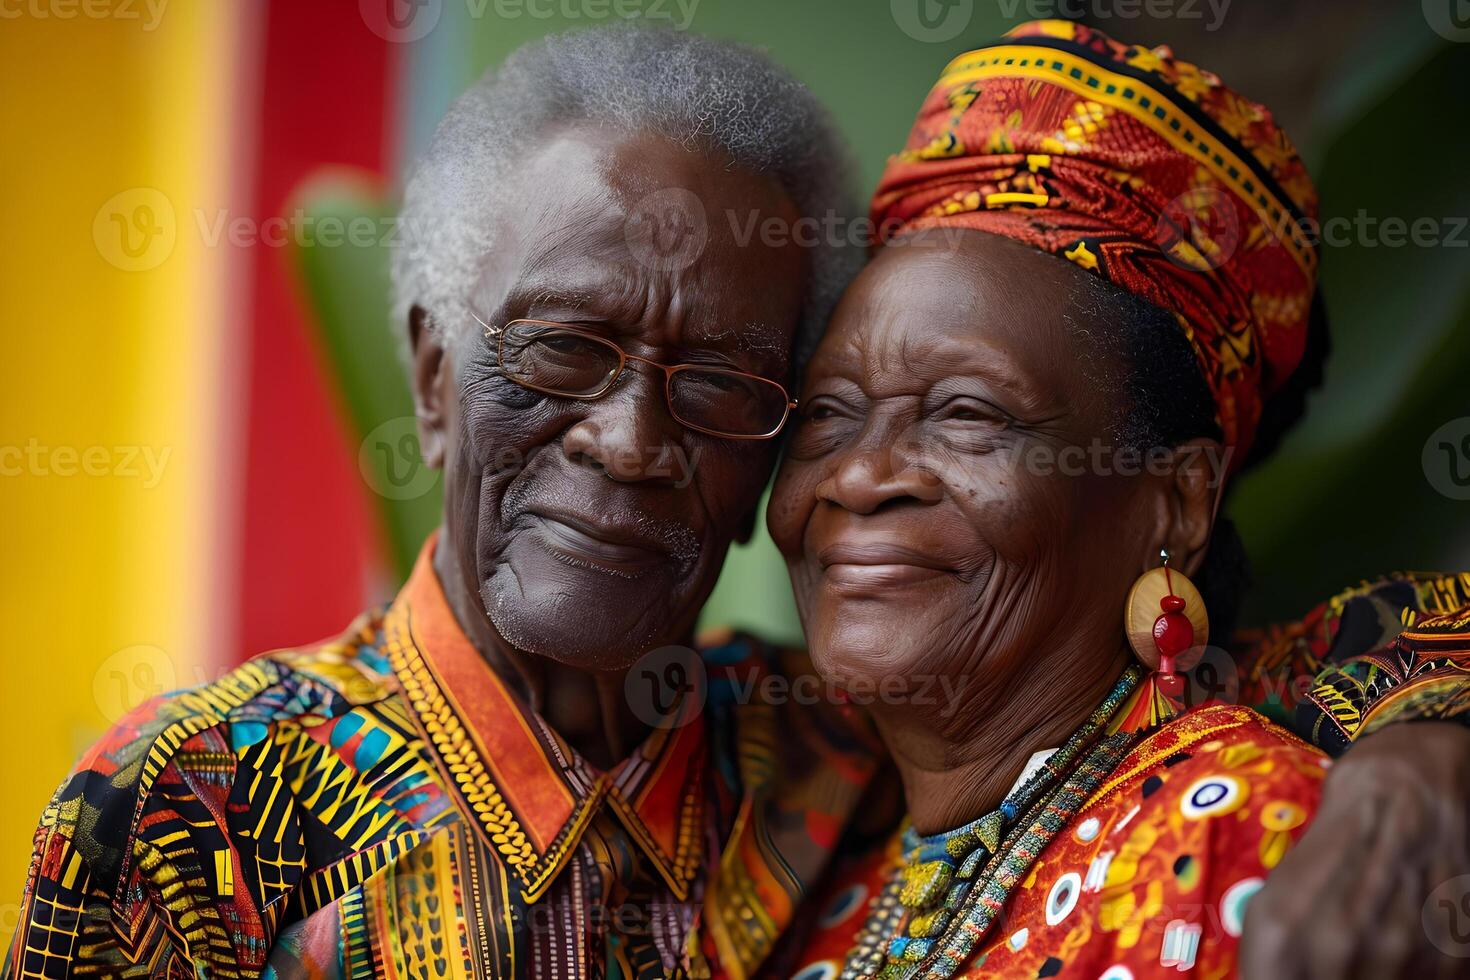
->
<box><xmin>560</xmin><ymin>368</ymin><xmax>685</xmax><ymax>484</ymax></box>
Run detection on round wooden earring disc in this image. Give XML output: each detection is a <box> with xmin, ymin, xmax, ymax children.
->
<box><xmin>1125</xmin><ymin>566</ymin><xmax>1210</xmax><ymax>665</ymax></box>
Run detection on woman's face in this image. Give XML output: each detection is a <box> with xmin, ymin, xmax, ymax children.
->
<box><xmin>769</xmin><ymin>230</ymin><xmax>1177</xmax><ymax>723</ymax></box>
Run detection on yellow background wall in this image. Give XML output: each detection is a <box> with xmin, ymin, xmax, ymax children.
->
<box><xmin>0</xmin><ymin>3</ymin><xmax>240</xmax><ymax>904</ymax></box>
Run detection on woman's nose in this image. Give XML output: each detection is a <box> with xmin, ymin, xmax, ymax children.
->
<box><xmin>816</xmin><ymin>427</ymin><xmax>943</xmax><ymax>514</ymax></box>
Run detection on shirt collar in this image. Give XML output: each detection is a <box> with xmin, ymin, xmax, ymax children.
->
<box><xmin>385</xmin><ymin>533</ymin><xmax>707</xmax><ymax>902</ymax></box>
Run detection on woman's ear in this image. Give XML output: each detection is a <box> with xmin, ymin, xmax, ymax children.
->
<box><xmin>408</xmin><ymin>304</ymin><xmax>450</xmax><ymax>470</ymax></box>
<box><xmin>1162</xmin><ymin>437</ymin><xmax>1226</xmax><ymax>578</ymax></box>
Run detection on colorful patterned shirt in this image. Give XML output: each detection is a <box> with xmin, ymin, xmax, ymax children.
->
<box><xmin>3</xmin><ymin>541</ymin><xmax>881</xmax><ymax>979</ymax></box>
<box><xmin>1236</xmin><ymin>571</ymin><xmax>1470</xmax><ymax>745</ymax></box>
<box><xmin>773</xmin><ymin>572</ymin><xmax>1470</xmax><ymax>979</ymax></box>
<box><xmin>8</xmin><ymin>552</ymin><xmax>1470</xmax><ymax>979</ymax></box>
<box><xmin>783</xmin><ymin>706</ymin><xmax>1329</xmax><ymax>979</ymax></box>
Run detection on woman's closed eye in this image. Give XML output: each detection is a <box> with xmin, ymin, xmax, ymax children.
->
<box><xmin>934</xmin><ymin>396</ymin><xmax>1010</xmax><ymax>426</ymax></box>
<box><xmin>924</xmin><ymin>394</ymin><xmax>1019</xmax><ymax>455</ymax></box>
<box><xmin>803</xmin><ymin>396</ymin><xmax>857</xmax><ymax>422</ymax></box>
<box><xmin>789</xmin><ymin>394</ymin><xmax>863</xmax><ymax>457</ymax></box>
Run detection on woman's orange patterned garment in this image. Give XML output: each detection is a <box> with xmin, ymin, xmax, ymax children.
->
<box><xmin>786</xmin><ymin>706</ymin><xmax>1327</xmax><ymax>980</ymax></box>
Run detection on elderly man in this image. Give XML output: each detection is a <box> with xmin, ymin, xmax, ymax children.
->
<box><xmin>4</xmin><ymin>28</ymin><xmax>872</xmax><ymax>980</ymax></box>
<box><xmin>9</xmin><ymin>22</ymin><xmax>1470</xmax><ymax>980</ymax></box>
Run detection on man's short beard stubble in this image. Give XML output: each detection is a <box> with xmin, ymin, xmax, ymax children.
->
<box><xmin>478</xmin><ymin>454</ymin><xmax>706</xmax><ymax>664</ymax></box>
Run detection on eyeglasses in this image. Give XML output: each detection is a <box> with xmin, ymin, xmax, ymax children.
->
<box><xmin>473</xmin><ymin>315</ymin><xmax>797</xmax><ymax>440</ymax></box>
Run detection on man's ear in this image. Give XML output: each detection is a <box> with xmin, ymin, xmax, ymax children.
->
<box><xmin>408</xmin><ymin>304</ymin><xmax>450</xmax><ymax>470</ymax></box>
<box><xmin>1149</xmin><ymin>436</ymin><xmax>1225</xmax><ymax>579</ymax></box>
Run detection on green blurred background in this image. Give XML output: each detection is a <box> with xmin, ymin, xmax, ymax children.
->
<box><xmin>298</xmin><ymin>0</ymin><xmax>1470</xmax><ymax>644</ymax></box>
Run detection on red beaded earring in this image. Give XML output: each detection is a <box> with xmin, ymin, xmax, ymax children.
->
<box><xmin>1115</xmin><ymin>549</ymin><xmax>1210</xmax><ymax>733</ymax></box>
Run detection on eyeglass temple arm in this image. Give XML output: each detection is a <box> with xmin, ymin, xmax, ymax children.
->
<box><xmin>469</xmin><ymin>310</ymin><xmax>502</xmax><ymax>337</ymax></box>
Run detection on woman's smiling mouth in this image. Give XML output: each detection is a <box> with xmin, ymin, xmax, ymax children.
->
<box><xmin>818</xmin><ymin>542</ymin><xmax>955</xmax><ymax>592</ymax></box>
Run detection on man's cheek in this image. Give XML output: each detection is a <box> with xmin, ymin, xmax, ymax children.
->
<box><xmin>668</xmin><ymin>445</ymin><xmax>700</xmax><ymax>489</ymax></box>
<box><xmin>458</xmin><ymin>382</ymin><xmax>563</xmax><ymax>460</ymax></box>
<box><xmin>460</xmin><ymin>415</ymin><xmax>528</xmax><ymax>473</ymax></box>
<box><xmin>695</xmin><ymin>452</ymin><xmax>767</xmax><ymax>530</ymax></box>
<box><xmin>442</xmin><ymin>462</ymin><xmax>486</xmax><ymax>548</ymax></box>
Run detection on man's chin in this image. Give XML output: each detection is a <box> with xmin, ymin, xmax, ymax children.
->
<box><xmin>480</xmin><ymin>560</ymin><xmax>682</xmax><ymax>673</ymax></box>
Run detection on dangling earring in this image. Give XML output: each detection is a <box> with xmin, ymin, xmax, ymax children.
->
<box><xmin>1115</xmin><ymin>548</ymin><xmax>1210</xmax><ymax>733</ymax></box>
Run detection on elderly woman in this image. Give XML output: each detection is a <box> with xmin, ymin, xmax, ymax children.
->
<box><xmin>770</xmin><ymin>21</ymin><xmax>1470</xmax><ymax>980</ymax></box>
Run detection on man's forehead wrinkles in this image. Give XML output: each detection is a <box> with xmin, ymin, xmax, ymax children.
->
<box><xmin>522</xmin><ymin>214</ymin><xmax>629</xmax><ymax>268</ymax></box>
<box><xmin>504</xmin><ymin>249</ymin><xmax>646</xmax><ymax>310</ymax></box>
<box><xmin>694</xmin><ymin>322</ymin><xmax>788</xmax><ymax>358</ymax></box>
<box><xmin>517</xmin><ymin>285</ymin><xmax>595</xmax><ymax>311</ymax></box>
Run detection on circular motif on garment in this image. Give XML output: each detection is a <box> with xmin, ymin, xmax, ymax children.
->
<box><xmin>1045</xmin><ymin>872</ymin><xmax>1083</xmax><ymax>926</ymax></box>
<box><xmin>791</xmin><ymin>962</ymin><xmax>838</xmax><ymax>980</ymax></box>
<box><xmin>1180</xmin><ymin>775</ymin><xmax>1246</xmax><ymax>819</ymax></box>
<box><xmin>1075</xmin><ymin>816</ymin><xmax>1102</xmax><ymax>843</ymax></box>
<box><xmin>1261</xmin><ymin>800</ymin><xmax>1307</xmax><ymax>833</ymax></box>
<box><xmin>1008</xmin><ymin>927</ymin><xmax>1030</xmax><ymax>951</ymax></box>
<box><xmin>818</xmin><ymin>885</ymin><xmax>868</xmax><ymax>928</ymax></box>
<box><xmin>1098</xmin><ymin>966</ymin><xmax>1135</xmax><ymax>980</ymax></box>
<box><xmin>1173</xmin><ymin>854</ymin><xmax>1200</xmax><ymax>890</ymax></box>
<box><xmin>1220</xmin><ymin>877</ymin><xmax>1264</xmax><ymax>937</ymax></box>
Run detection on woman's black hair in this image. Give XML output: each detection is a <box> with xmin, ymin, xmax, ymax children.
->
<box><xmin>1075</xmin><ymin>277</ymin><xmax>1331</xmax><ymax>644</ymax></box>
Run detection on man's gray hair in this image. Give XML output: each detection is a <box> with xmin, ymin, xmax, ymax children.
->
<box><xmin>391</xmin><ymin>24</ymin><xmax>861</xmax><ymax>373</ymax></box>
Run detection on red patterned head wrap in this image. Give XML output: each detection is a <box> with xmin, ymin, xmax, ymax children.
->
<box><xmin>872</xmin><ymin>19</ymin><xmax>1319</xmax><ymax>465</ymax></box>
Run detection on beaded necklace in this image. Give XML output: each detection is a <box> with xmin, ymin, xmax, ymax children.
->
<box><xmin>840</xmin><ymin>667</ymin><xmax>1146</xmax><ymax>980</ymax></box>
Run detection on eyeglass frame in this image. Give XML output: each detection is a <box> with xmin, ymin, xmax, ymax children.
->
<box><xmin>470</xmin><ymin>312</ymin><xmax>798</xmax><ymax>441</ymax></box>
